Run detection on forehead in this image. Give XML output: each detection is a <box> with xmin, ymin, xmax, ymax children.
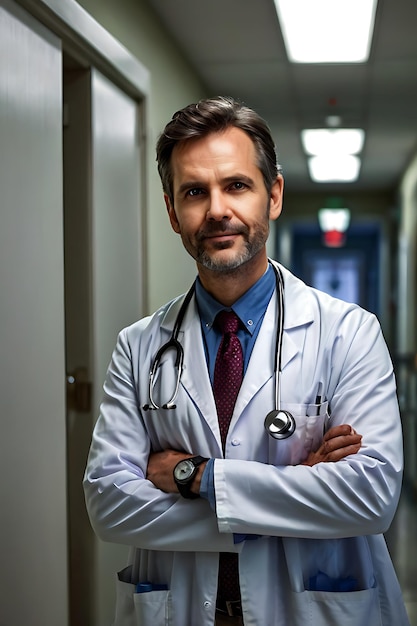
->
<box><xmin>170</xmin><ymin>127</ymin><xmax>260</xmax><ymax>182</ymax></box>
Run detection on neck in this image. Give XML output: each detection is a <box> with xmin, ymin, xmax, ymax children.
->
<box><xmin>197</xmin><ymin>252</ymin><xmax>269</xmax><ymax>306</ymax></box>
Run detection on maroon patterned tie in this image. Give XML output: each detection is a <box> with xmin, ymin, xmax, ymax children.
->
<box><xmin>213</xmin><ymin>310</ymin><xmax>244</xmax><ymax>447</ymax></box>
<box><xmin>213</xmin><ymin>310</ymin><xmax>243</xmax><ymax>606</ymax></box>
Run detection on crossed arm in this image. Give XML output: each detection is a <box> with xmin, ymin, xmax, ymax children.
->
<box><xmin>147</xmin><ymin>424</ymin><xmax>362</xmax><ymax>496</ymax></box>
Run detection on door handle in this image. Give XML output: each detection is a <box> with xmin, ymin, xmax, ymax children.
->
<box><xmin>66</xmin><ymin>367</ymin><xmax>92</xmax><ymax>412</ymax></box>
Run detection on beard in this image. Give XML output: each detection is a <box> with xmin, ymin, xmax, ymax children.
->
<box><xmin>182</xmin><ymin>212</ymin><xmax>270</xmax><ymax>274</ymax></box>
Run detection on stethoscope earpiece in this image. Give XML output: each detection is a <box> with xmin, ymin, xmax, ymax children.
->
<box><xmin>264</xmin><ymin>409</ymin><xmax>296</xmax><ymax>440</ymax></box>
<box><xmin>162</xmin><ymin>402</ymin><xmax>177</xmax><ymax>410</ymax></box>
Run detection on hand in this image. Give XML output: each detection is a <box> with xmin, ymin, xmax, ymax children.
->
<box><xmin>302</xmin><ymin>424</ymin><xmax>362</xmax><ymax>466</ymax></box>
<box><xmin>147</xmin><ymin>449</ymin><xmax>207</xmax><ymax>495</ymax></box>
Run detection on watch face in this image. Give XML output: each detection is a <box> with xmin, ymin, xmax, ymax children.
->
<box><xmin>174</xmin><ymin>459</ymin><xmax>195</xmax><ymax>482</ymax></box>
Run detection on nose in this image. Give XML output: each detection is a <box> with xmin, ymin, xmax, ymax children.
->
<box><xmin>206</xmin><ymin>190</ymin><xmax>232</xmax><ymax>221</ymax></box>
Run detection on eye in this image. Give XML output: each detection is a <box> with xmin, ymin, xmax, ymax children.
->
<box><xmin>229</xmin><ymin>181</ymin><xmax>247</xmax><ymax>191</ymax></box>
<box><xmin>187</xmin><ymin>188</ymin><xmax>205</xmax><ymax>197</ymax></box>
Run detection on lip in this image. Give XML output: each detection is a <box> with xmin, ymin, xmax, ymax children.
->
<box><xmin>207</xmin><ymin>233</ymin><xmax>236</xmax><ymax>240</ymax></box>
<box><xmin>203</xmin><ymin>232</ymin><xmax>240</xmax><ymax>241</ymax></box>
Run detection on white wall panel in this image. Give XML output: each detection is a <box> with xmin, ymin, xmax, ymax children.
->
<box><xmin>0</xmin><ymin>1</ymin><xmax>68</xmax><ymax>624</ymax></box>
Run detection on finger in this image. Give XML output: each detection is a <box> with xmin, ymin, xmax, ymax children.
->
<box><xmin>323</xmin><ymin>424</ymin><xmax>357</xmax><ymax>441</ymax></box>
<box><xmin>325</xmin><ymin>443</ymin><xmax>362</xmax><ymax>463</ymax></box>
<box><xmin>322</xmin><ymin>433</ymin><xmax>362</xmax><ymax>454</ymax></box>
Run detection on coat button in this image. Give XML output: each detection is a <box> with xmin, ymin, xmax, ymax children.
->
<box><xmin>231</xmin><ymin>438</ymin><xmax>241</xmax><ymax>446</ymax></box>
<box><xmin>203</xmin><ymin>601</ymin><xmax>211</xmax><ymax>609</ymax></box>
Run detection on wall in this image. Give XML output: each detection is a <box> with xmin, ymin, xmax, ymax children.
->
<box><xmin>0</xmin><ymin>2</ymin><xmax>69</xmax><ymax>623</ymax></box>
<box><xmin>77</xmin><ymin>0</ymin><xmax>207</xmax><ymax>312</ymax></box>
<box><xmin>398</xmin><ymin>153</ymin><xmax>417</xmax><ymax>354</ymax></box>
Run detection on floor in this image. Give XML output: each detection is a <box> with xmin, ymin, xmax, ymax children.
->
<box><xmin>385</xmin><ymin>480</ymin><xmax>417</xmax><ymax>625</ymax></box>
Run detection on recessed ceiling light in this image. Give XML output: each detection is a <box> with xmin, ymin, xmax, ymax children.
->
<box><xmin>308</xmin><ymin>155</ymin><xmax>361</xmax><ymax>182</ymax></box>
<box><xmin>274</xmin><ymin>0</ymin><xmax>378</xmax><ymax>63</ymax></box>
<box><xmin>301</xmin><ymin>129</ymin><xmax>365</xmax><ymax>156</ymax></box>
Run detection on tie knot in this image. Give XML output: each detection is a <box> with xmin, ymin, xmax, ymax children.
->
<box><xmin>216</xmin><ymin>310</ymin><xmax>240</xmax><ymax>334</ymax></box>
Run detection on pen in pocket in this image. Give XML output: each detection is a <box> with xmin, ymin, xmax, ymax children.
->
<box><xmin>135</xmin><ymin>582</ymin><xmax>168</xmax><ymax>593</ymax></box>
<box><xmin>315</xmin><ymin>382</ymin><xmax>323</xmax><ymax>415</ymax></box>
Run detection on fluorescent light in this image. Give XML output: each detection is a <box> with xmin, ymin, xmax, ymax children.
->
<box><xmin>301</xmin><ymin>129</ymin><xmax>364</xmax><ymax>182</ymax></box>
<box><xmin>318</xmin><ymin>208</ymin><xmax>351</xmax><ymax>232</ymax></box>
<box><xmin>301</xmin><ymin>129</ymin><xmax>365</xmax><ymax>156</ymax></box>
<box><xmin>308</xmin><ymin>156</ymin><xmax>361</xmax><ymax>182</ymax></box>
<box><xmin>274</xmin><ymin>0</ymin><xmax>378</xmax><ymax>63</ymax></box>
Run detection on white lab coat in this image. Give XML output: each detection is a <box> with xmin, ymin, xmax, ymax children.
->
<box><xmin>84</xmin><ymin>262</ymin><xmax>409</xmax><ymax>626</ymax></box>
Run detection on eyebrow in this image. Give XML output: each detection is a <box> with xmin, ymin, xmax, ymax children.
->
<box><xmin>177</xmin><ymin>180</ymin><xmax>206</xmax><ymax>195</ymax></box>
<box><xmin>177</xmin><ymin>174</ymin><xmax>256</xmax><ymax>195</ymax></box>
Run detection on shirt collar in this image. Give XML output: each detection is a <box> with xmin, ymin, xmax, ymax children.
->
<box><xmin>195</xmin><ymin>263</ymin><xmax>276</xmax><ymax>336</ymax></box>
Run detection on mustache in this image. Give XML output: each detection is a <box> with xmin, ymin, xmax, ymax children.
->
<box><xmin>196</xmin><ymin>223</ymin><xmax>247</xmax><ymax>241</ymax></box>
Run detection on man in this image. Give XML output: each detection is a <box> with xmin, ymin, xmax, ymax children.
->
<box><xmin>84</xmin><ymin>97</ymin><xmax>409</xmax><ymax>626</ymax></box>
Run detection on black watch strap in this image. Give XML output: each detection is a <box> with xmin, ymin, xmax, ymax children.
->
<box><xmin>174</xmin><ymin>455</ymin><xmax>208</xmax><ymax>499</ymax></box>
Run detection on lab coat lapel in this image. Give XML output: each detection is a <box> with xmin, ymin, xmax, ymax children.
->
<box><xmin>271</xmin><ymin>261</ymin><xmax>315</xmax><ymax>370</ymax></box>
<box><xmin>161</xmin><ymin>294</ymin><xmax>220</xmax><ymax>437</ymax></box>
<box><xmin>182</xmin><ymin>323</ymin><xmax>218</xmax><ymax>428</ymax></box>
<box><xmin>234</xmin><ymin>263</ymin><xmax>314</xmax><ymax>416</ymax></box>
<box><xmin>233</xmin><ymin>293</ymin><xmax>278</xmax><ymax>416</ymax></box>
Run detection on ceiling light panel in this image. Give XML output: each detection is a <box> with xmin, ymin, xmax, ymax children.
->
<box><xmin>301</xmin><ymin>129</ymin><xmax>365</xmax><ymax>156</ymax></box>
<box><xmin>308</xmin><ymin>155</ymin><xmax>361</xmax><ymax>182</ymax></box>
<box><xmin>274</xmin><ymin>0</ymin><xmax>378</xmax><ymax>63</ymax></box>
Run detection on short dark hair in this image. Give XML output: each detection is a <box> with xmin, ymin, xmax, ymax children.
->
<box><xmin>156</xmin><ymin>96</ymin><xmax>282</xmax><ymax>205</ymax></box>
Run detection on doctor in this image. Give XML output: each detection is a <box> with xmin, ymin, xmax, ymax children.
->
<box><xmin>84</xmin><ymin>96</ymin><xmax>409</xmax><ymax>626</ymax></box>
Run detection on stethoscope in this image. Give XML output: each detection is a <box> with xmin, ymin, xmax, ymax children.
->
<box><xmin>142</xmin><ymin>264</ymin><xmax>296</xmax><ymax>440</ymax></box>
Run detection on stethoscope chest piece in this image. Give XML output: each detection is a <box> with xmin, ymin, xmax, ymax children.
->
<box><xmin>264</xmin><ymin>409</ymin><xmax>296</xmax><ymax>440</ymax></box>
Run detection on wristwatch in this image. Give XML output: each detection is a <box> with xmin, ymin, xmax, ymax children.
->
<box><xmin>173</xmin><ymin>455</ymin><xmax>208</xmax><ymax>499</ymax></box>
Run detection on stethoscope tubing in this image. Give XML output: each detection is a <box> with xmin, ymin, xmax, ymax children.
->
<box><xmin>143</xmin><ymin>284</ymin><xmax>195</xmax><ymax>410</ymax></box>
<box><xmin>142</xmin><ymin>263</ymin><xmax>296</xmax><ymax>439</ymax></box>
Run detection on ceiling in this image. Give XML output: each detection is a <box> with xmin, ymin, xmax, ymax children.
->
<box><xmin>147</xmin><ymin>0</ymin><xmax>417</xmax><ymax>195</ymax></box>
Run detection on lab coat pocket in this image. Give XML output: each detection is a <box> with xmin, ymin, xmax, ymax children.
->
<box><xmin>269</xmin><ymin>402</ymin><xmax>329</xmax><ymax>465</ymax></box>
<box><xmin>113</xmin><ymin>566</ymin><xmax>172</xmax><ymax>626</ymax></box>
<box><xmin>283</xmin><ymin>537</ymin><xmax>382</xmax><ymax>626</ymax></box>
<box><xmin>290</xmin><ymin>587</ymin><xmax>381</xmax><ymax>626</ymax></box>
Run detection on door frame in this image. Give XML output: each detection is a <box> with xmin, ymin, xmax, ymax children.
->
<box><xmin>16</xmin><ymin>0</ymin><xmax>150</xmax><ymax>101</ymax></box>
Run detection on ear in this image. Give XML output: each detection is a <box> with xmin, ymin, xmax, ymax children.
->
<box><xmin>164</xmin><ymin>194</ymin><xmax>181</xmax><ymax>234</ymax></box>
<box><xmin>269</xmin><ymin>175</ymin><xmax>284</xmax><ymax>222</ymax></box>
